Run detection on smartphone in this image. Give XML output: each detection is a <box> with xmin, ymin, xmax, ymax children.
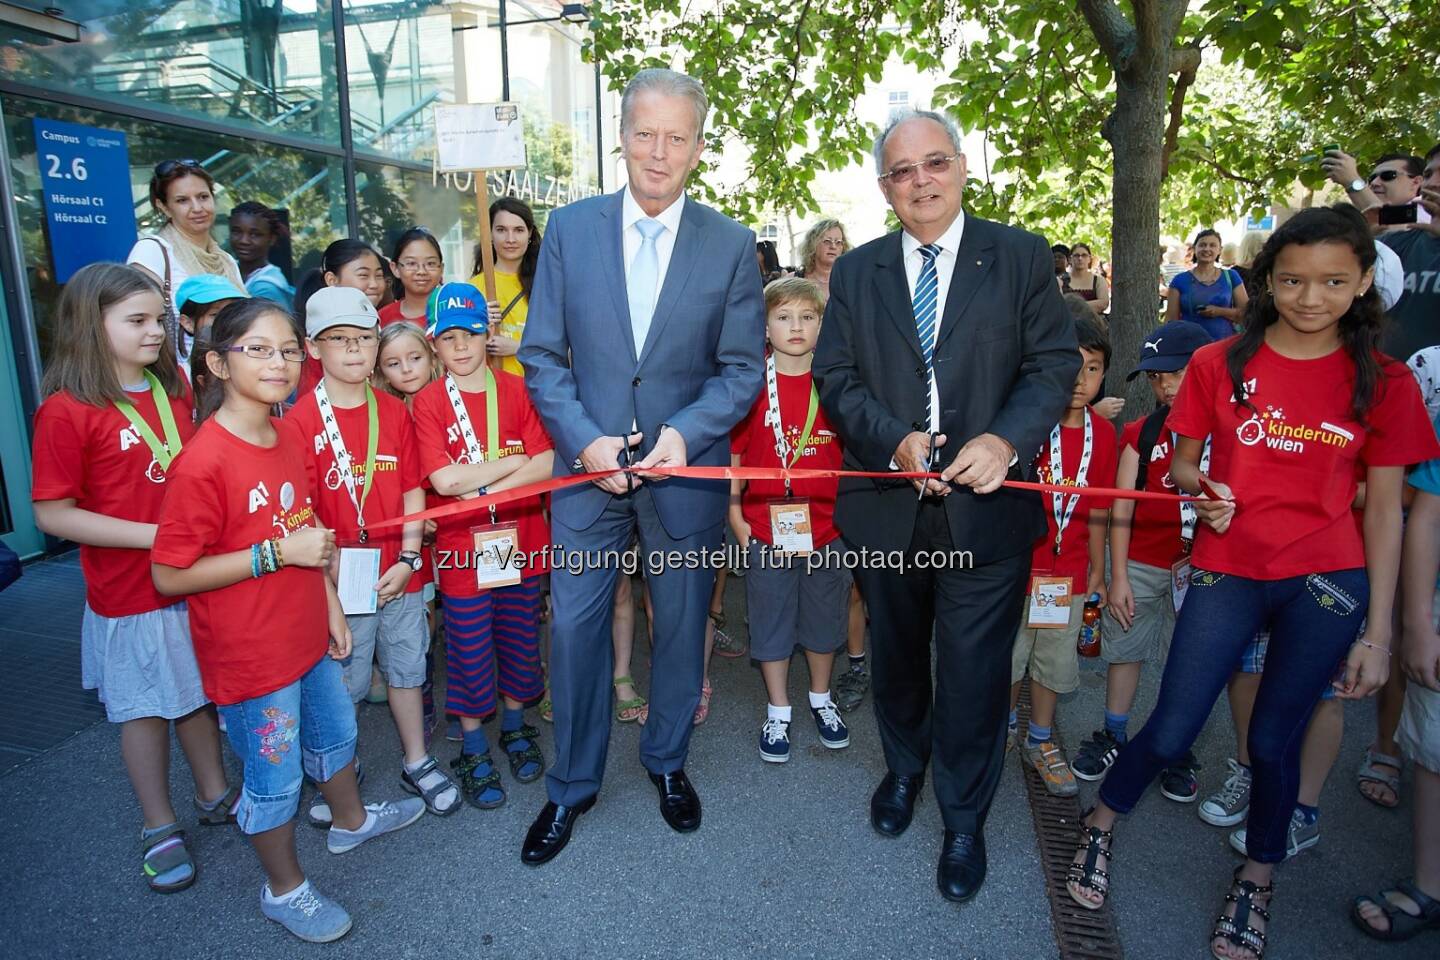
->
<box><xmin>1379</xmin><ymin>204</ymin><xmax>1419</xmax><ymax>225</ymax></box>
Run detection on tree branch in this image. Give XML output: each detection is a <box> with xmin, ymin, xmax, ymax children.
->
<box><xmin>1075</xmin><ymin>0</ymin><xmax>1134</xmax><ymax>72</ymax></box>
<box><xmin>1160</xmin><ymin>44</ymin><xmax>1201</xmax><ymax>178</ymax></box>
<box><xmin>1177</xmin><ymin>148</ymin><xmax>1263</xmax><ymax>188</ymax></box>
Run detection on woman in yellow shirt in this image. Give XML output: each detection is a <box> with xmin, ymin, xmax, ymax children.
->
<box><xmin>470</xmin><ymin>197</ymin><xmax>541</xmax><ymax>377</ymax></box>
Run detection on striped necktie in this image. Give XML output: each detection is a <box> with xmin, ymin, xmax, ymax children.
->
<box><xmin>914</xmin><ymin>243</ymin><xmax>941</xmax><ymax>425</ymax></box>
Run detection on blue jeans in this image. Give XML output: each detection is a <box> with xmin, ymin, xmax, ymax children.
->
<box><xmin>218</xmin><ymin>654</ymin><xmax>358</xmax><ymax>835</ymax></box>
<box><xmin>1099</xmin><ymin>567</ymin><xmax>1367</xmax><ymax>864</ymax></box>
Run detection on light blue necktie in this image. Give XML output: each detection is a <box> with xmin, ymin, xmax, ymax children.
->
<box><xmin>628</xmin><ymin>218</ymin><xmax>665</xmax><ymax>353</ymax></box>
<box><xmin>913</xmin><ymin>243</ymin><xmax>940</xmax><ymax>426</ymax></box>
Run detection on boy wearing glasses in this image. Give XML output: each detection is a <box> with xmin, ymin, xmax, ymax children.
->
<box><xmin>284</xmin><ymin>286</ymin><xmax>462</xmax><ymax>818</ymax></box>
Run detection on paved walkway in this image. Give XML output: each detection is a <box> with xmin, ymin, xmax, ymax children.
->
<box><xmin>0</xmin><ymin>556</ymin><xmax>1430</xmax><ymax>958</ymax></box>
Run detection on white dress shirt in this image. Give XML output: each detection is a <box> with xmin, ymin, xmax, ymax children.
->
<box><xmin>900</xmin><ymin>212</ymin><xmax>965</xmax><ymax>433</ymax></box>
<box><xmin>622</xmin><ymin>186</ymin><xmax>686</xmax><ymax>306</ymax></box>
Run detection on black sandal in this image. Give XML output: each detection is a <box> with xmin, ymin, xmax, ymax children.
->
<box><xmin>500</xmin><ymin>724</ymin><xmax>546</xmax><ymax>784</ymax></box>
<box><xmin>1351</xmin><ymin>879</ymin><xmax>1440</xmax><ymax>941</ymax></box>
<box><xmin>1065</xmin><ymin>811</ymin><xmax>1114</xmax><ymax>911</ymax></box>
<box><xmin>401</xmin><ymin>756</ymin><xmax>461</xmax><ymax>816</ymax></box>
<box><xmin>1211</xmin><ymin>866</ymin><xmax>1272</xmax><ymax>960</ymax></box>
<box><xmin>450</xmin><ymin>752</ymin><xmax>506</xmax><ymax>810</ymax></box>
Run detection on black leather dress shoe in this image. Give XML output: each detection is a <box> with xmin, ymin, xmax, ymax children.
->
<box><xmin>870</xmin><ymin>772</ymin><xmax>924</xmax><ymax>837</ymax></box>
<box><xmin>937</xmin><ymin>830</ymin><xmax>987</xmax><ymax>903</ymax></box>
<box><xmin>520</xmin><ymin>797</ymin><xmax>595</xmax><ymax>866</ymax></box>
<box><xmin>648</xmin><ymin>769</ymin><xmax>702</xmax><ymax>833</ymax></box>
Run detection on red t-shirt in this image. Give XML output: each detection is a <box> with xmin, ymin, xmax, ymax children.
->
<box><xmin>377</xmin><ymin>301</ymin><xmax>427</xmax><ymax>329</ymax></box>
<box><xmin>151</xmin><ymin>418</ymin><xmax>329</xmax><ymax>705</ymax></box>
<box><xmin>1118</xmin><ymin>414</ymin><xmax>1191</xmax><ymax>569</ymax></box>
<box><xmin>411</xmin><ymin>372</ymin><xmax>553</xmax><ymax>596</ymax></box>
<box><xmin>1168</xmin><ymin>339</ymin><xmax>1440</xmax><ymax>579</ymax></box>
<box><xmin>730</xmin><ymin>369</ymin><xmax>843</xmax><ymax>547</ymax></box>
<box><xmin>30</xmin><ymin>386</ymin><xmax>196</xmax><ymax>618</ymax></box>
<box><xmin>1029</xmin><ymin>407</ymin><xmax>1119</xmax><ymax>581</ymax></box>
<box><xmin>283</xmin><ymin>386</ymin><xmax>425</xmax><ymax>593</ymax></box>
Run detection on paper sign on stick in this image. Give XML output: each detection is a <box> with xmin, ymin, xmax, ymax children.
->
<box><xmin>434</xmin><ymin>103</ymin><xmax>527</xmax><ymax>173</ymax></box>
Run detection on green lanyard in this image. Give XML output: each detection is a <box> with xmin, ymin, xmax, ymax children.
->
<box><xmin>356</xmin><ymin>384</ymin><xmax>379</xmax><ymax>522</ymax></box>
<box><xmin>786</xmin><ymin>386</ymin><xmax>820</xmax><ymax>468</ymax></box>
<box><xmin>114</xmin><ymin>371</ymin><xmax>182</xmax><ymax>470</ymax></box>
<box><xmin>446</xmin><ymin>369</ymin><xmax>501</xmax><ymax>462</ymax></box>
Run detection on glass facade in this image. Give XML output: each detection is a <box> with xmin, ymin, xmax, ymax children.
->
<box><xmin>0</xmin><ymin>0</ymin><xmax>614</xmax><ymax>555</ymax></box>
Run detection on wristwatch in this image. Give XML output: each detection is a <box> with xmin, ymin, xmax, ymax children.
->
<box><xmin>398</xmin><ymin>551</ymin><xmax>423</xmax><ymax>572</ymax></box>
<box><xmin>1348</xmin><ymin>177</ymin><xmax>1367</xmax><ymax>193</ymax></box>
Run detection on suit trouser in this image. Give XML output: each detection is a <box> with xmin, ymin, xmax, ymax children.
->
<box><xmin>851</xmin><ymin>499</ymin><xmax>1031</xmax><ymax>836</ymax></box>
<box><xmin>545</xmin><ymin>486</ymin><xmax>722</xmax><ymax>806</ymax></box>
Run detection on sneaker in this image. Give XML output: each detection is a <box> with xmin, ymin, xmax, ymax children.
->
<box><xmin>261</xmin><ymin>883</ymin><xmax>352</xmax><ymax>943</ymax></box>
<box><xmin>1228</xmin><ymin>808</ymin><xmax>1320</xmax><ymax>859</ymax></box>
<box><xmin>811</xmin><ymin>700</ymin><xmax>850</xmax><ymax>749</ymax></box>
<box><xmin>307</xmin><ymin>760</ymin><xmax>364</xmax><ymax>827</ymax></box>
<box><xmin>1159</xmin><ymin>751</ymin><xmax>1201</xmax><ymax>803</ymax></box>
<box><xmin>327</xmin><ymin>798</ymin><xmax>426</xmax><ymax>854</ymax></box>
<box><xmin>759</xmin><ymin>717</ymin><xmax>791</xmax><ymax>763</ymax></box>
<box><xmin>1025</xmin><ymin>739</ymin><xmax>1079</xmax><ymax>797</ymax></box>
<box><xmin>1199</xmin><ymin>758</ymin><xmax>1253</xmax><ymax>827</ymax></box>
<box><xmin>1072</xmin><ymin>729</ymin><xmax>1123</xmax><ymax>782</ymax></box>
<box><xmin>834</xmin><ymin>665</ymin><xmax>869</xmax><ymax>713</ymax></box>
<box><xmin>712</xmin><ymin>624</ymin><xmax>748</xmax><ymax>659</ymax></box>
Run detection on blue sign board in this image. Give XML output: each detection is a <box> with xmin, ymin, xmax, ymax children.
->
<box><xmin>33</xmin><ymin>118</ymin><xmax>137</xmax><ymax>283</ymax></box>
<box><xmin>1245</xmin><ymin>213</ymin><xmax>1276</xmax><ymax>231</ymax></box>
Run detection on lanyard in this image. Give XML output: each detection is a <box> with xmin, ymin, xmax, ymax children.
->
<box><xmin>113</xmin><ymin>371</ymin><xmax>183</xmax><ymax>471</ymax></box>
<box><xmin>1174</xmin><ymin>431</ymin><xmax>1212</xmax><ymax>544</ymax></box>
<box><xmin>315</xmin><ymin>381</ymin><xmax>379</xmax><ymax>538</ymax></box>
<box><xmin>764</xmin><ymin>353</ymin><xmax>819</xmax><ymax>468</ymax></box>
<box><xmin>446</xmin><ymin>370</ymin><xmax>502</xmax><ymax>522</ymax></box>
<box><xmin>1048</xmin><ymin>408</ymin><xmax>1094</xmax><ymax>555</ymax></box>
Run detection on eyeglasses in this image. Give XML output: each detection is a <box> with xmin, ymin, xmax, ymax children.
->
<box><xmin>227</xmin><ymin>344</ymin><xmax>307</xmax><ymax>362</ymax></box>
<box><xmin>819</xmin><ymin>237</ymin><xmax>846</xmax><ymax>247</ymax></box>
<box><xmin>879</xmin><ymin>154</ymin><xmax>960</xmax><ymax>185</ymax></box>
<box><xmin>1369</xmin><ymin>169</ymin><xmax>1404</xmax><ymax>183</ymax></box>
<box><xmin>314</xmin><ymin>333</ymin><xmax>379</xmax><ymax>350</ymax></box>
<box><xmin>154</xmin><ymin>158</ymin><xmax>203</xmax><ymax>177</ymax></box>
<box><xmin>397</xmin><ymin>259</ymin><xmax>441</xmax><ymax>272</ymax></box>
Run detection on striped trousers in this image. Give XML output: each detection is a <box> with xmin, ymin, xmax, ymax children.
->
<box><xmin>442</xmin><ymin>581</ymin><xmax>544</xmax><ymax>719</ymax></box>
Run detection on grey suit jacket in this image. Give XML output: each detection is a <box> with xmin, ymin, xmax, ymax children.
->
<box><xmin>519</xmin><ymin>190</ymin><xmax>766</xmax><ymax>537</ymax></box>
<box><xmin>812</xmin><ymin>214</ymin><xmax>1080</xmax><ymax>564</ymax></box>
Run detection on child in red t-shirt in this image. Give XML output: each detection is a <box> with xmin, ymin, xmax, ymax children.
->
<box><xmin>29</xmin><ymin>262</ymin><xmax>234</xmax><ymax>895</ymax></box>
<box><xmin>411</xmin><ymin>283</ymin><xmax>554</xmax><ymax>809</ymax></box>
<box><xmin>152</xmin><ymin>299</ymin><xmax>425</xmax><ymax>943</ymax></box>
<box><xmin>1008</xmin><ymin>314</ymin><xmax>1118</xmax><ymax>797</ymax></box>
<box><xmin>730</xmin><ymin>278</ymin><xmax>852</xmax><ymax>763</ymax></box>
<box><xmin>287</xmin><ymin>287</ymin><xmax>459</xmax><ymax>819</ymax></box>
<box><xmin>1070</xmin><ymin>206</ymin><xmax>1440</xmax><ymax>958</ymax></box>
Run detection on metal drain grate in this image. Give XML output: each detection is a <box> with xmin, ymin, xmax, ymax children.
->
<box><xmin>1016</xmin><ymin>678</ymin><xmax>1125</xmax><ymax>960</ymax></box>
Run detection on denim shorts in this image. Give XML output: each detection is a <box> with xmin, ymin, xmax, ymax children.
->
<box><xmin>218</xmin><ymin>654</ymin><xmax>357</xmax><ymax>835</ymax></box>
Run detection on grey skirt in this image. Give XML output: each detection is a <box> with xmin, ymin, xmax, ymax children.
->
<box><xmin>81</xmin><ymin>602</ymin><xmax>209</xmax><ymax>723</ymax></box>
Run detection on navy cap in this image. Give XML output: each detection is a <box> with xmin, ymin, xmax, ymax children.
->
<box><xmin>1126</xmin><ymin>321</ymin><xmax>1212</xmax><ymax>381</ymax></box>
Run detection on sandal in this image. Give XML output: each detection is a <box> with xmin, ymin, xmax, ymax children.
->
<box><xmin>1356</xmin><ymin>747</ymin><xmax>1402</xmax><ymax>808</ymax></box>
<box><xmin>693</xmin><ymin>678</ymin><xmax>713</xmax><ymax>726</ymax></box>
<box><xmin>141</xmin><ymin>823</ymin><xmax>196</xmax><ymax>894</ymax></box>
<box><xmin>194</xmin><ymin>785</ymin><xmax>240</xmax><ymax>826</ymax></box>
<box><xmin>499</xmin><ymin>725</ymin><xmax>546</xmax><ymax>783</ymax></box>
<box><xmin>450</xmin><ymin>752</ymin><xmax>506</xmax><ymax>809</ymax></box>
<box><xmin>710</xmin><ymin>610</ymin><xmax>748</xmax><ymax>659</ymax></box>
<box><xmin>1065</xmin><ymin>811</ymin><xmax>1113</xmax><ymax>911</ymax></box>
<box><xmin>400</xmin><ymin>756</ymin><xmax>461</xmax><ymax>816</ymax></box>
<box><xmin>538</xmin><ymin>681</ymin><xmax>554</xmax><ymax>724</ymax></box>
<box><xmin>1211</xmin><ymin>866</ymin><xmax>1272</xmax><ymax>960</ymax></box>
<box><xmin>613</xmin><ymin>676</ymin><xmax>648</xmax><ymax>724</ymax></box>
<box><xmin>1352</xmin><ymin>879</ymin><xmax>1440</xmax><ymax>941</ymax></box>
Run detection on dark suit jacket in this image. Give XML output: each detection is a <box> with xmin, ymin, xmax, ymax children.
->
<box><xmin>812</xmin><ymin>214</ymin><xmax>1079</xmax><ymax>564</ymax></box>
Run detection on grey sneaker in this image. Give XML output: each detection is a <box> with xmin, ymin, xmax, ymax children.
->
<box><xmin>834</xmin><ymin>666</ymin><xmax>869</xmax><ymax>713</ymax></box>
<box><xmin>1199</xmin><ymin>758</ymin><xmax>1252</xmax><ymax>827</ymax></box>
<box><xmin>307</xmin><ymin>759</ymin><xmax>364</xmax><ymax>827</ymax></box>
<box><xmin>327</xmin><ymin>798</ymin><xmax>426</xmax><ymax>854</ymax></box>
<box><xmin>261</xmin><ymin>883</ymin><xmax>353</xmax><ymax>943</ymax></box>
<box><xmin>1228</xmin><ymin>807</ymin><xmax>1319</xmax><ymax>859</ymax></box>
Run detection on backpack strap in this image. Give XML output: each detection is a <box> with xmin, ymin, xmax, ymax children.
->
<box><xmin>1134</xmin><ymin>405</ymin><xmax>1170</xmax><ymax>490</ymax></box>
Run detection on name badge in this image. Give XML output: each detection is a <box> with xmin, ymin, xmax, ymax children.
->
<box><xmin>768</xmin><ymin>499</ymin><xmax>814</xmax><ymax>554</ymax></box>
<box><xmin>1027</xmin><ymin>575</ymin><xmax>1073</xmax><ymax>629</ymax></box>
<box><xmin>1170</xmin><ymin>558</ymin><xmax>1193</xmax><ymax>614</ymax></box>
<box><xmin>337</xmin><ymin>548</ymin><xmax>381</xmax><ymax>616</ymax></box>
<box><xmin>472</xmin><ymin>522</ymin><xmax>523</xmax><ymax>589</ymax></box>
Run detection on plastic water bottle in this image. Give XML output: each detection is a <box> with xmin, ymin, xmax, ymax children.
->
<box><xmin>1077</xmin><ymin>592</ymin><xmax>1102</xmax><ymax>657</ymax></box>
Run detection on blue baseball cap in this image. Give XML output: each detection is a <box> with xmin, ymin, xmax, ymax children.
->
<box><xmin>174</xmin><ymin>274</ymin><xmax>247</xmax><ymax>312</ymax></box>
<box><xmin>1127</xmin><ymin>321</ymin><xmax>1212</xmax><ymax>380</ymax></box>
<box><xmin>426</xmin><ymin>282</ymin><xmax>489</xmax><ymax>338</ymax></box>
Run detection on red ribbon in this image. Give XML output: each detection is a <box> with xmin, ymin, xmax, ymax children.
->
<box><xmin>358</xmin><ymin>465</ymin><xmax>1203</xmax><ymax>534</ymax></box>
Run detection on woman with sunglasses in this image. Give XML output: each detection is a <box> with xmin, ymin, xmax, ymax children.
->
<box><xmin>128</xmin><ymin>160</ymin><xmax>244</xmax><ymax>339</ymax></box>
<box><xmin>796</xmin><ymin>218</ymin><xmax>850</xmax><ymax>301</ymax></box>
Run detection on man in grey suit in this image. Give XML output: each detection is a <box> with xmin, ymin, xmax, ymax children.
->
<box><xmin>517</xmin><ymin>68</ymin><xmax>765</xmax><ymax>864</ymax></box>
<box><xmin>813</xmin><ymin>109</ymin><xmax>1078</xmax><ymax>903</ymax></box>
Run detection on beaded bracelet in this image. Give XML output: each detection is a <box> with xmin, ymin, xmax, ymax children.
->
<box><xmin>271</xmin><ymin>537</ymin><xmax>285</xmax><ymax>570</ymax></box>
<box><xmin>258</xmin><ymin>539</ymin><xmax>279</xmax><ymax>576</ymax></box>
<box><xmin>250</xmin><ymin>543</ymin><xmax>263</xmax><ymax>579</ymax></box>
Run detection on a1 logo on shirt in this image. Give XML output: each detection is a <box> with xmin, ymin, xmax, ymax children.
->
<box><xmin>118</xmin><ymin>425</ymin><xmax>167</xmax><ymax>485</ymax></box>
